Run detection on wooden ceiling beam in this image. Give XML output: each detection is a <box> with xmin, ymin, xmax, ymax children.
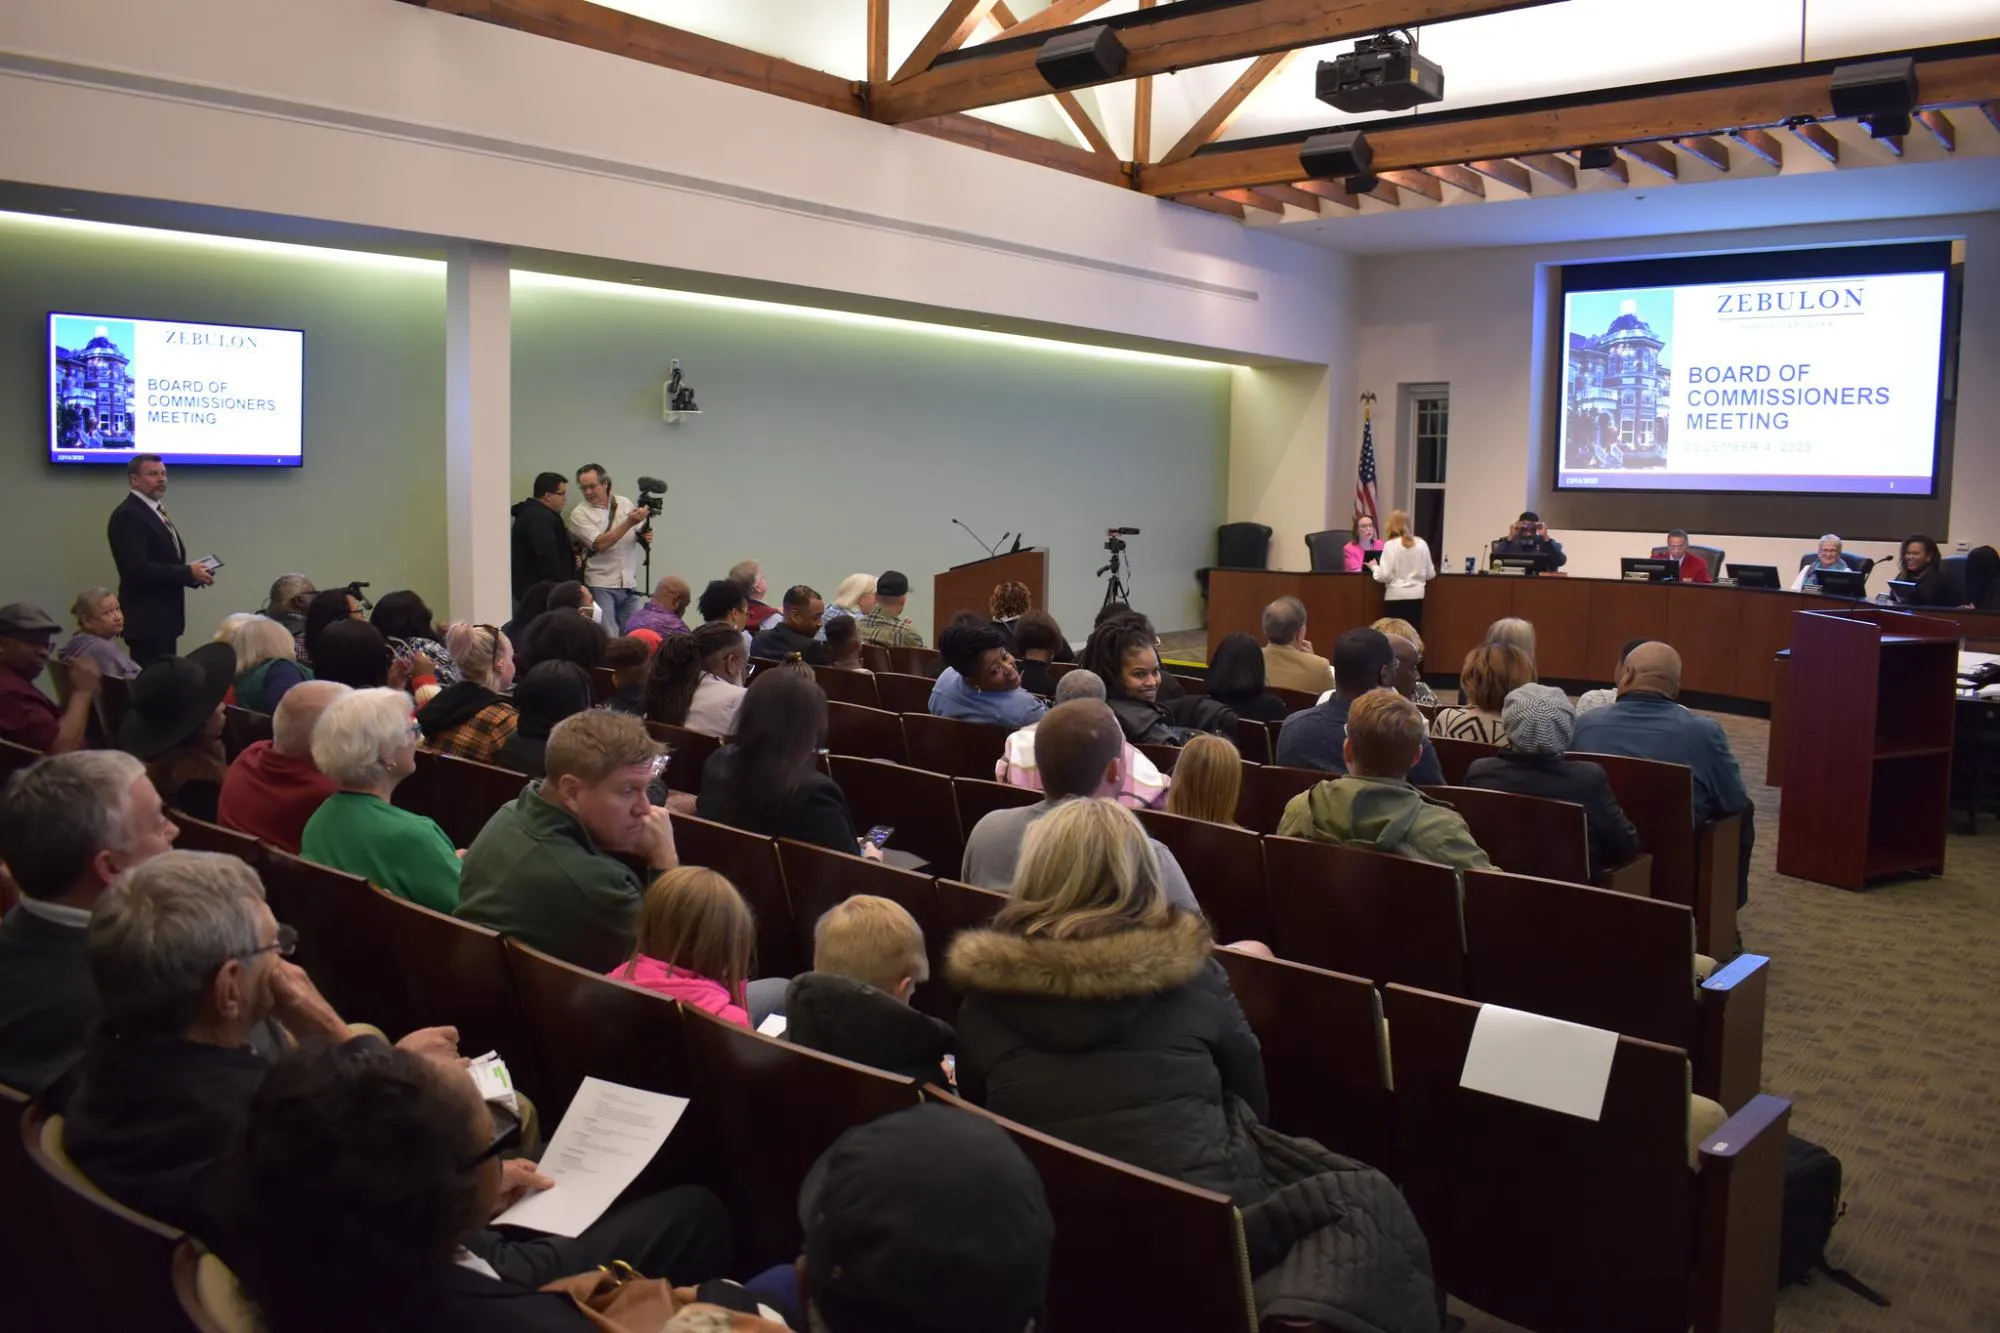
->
<box><xmin>1983</xmin><ymin>103</ymin><xmax>2000</xmax><ymax>135</ymax></box>
<box><xmin>870</xmin><ymin>0</ymin><xmax>1564</xmax><ymax>122</ymax></box>
<box><xmin>894</xmin><ymin>0</ymin><xmax>1003</xmax><ymax>81</ymax></box>
<box><xmin>1253</xmin><ymin>183</ymin><xmax>1324</xmax><ymax>213</ymax></box>
<box><xmin>1731</xmin><ymin>128</ymin><xmax>1784</xmax><ymax>168</ymax></box>
<box><xmin>1620</xmin><ymin>141</ymin><xmax>1678</xmax><ymax>178</ymax></box>
<box><xmin>1424</xmin><ymin>163</ymin><xmax>1487</xmax><ymax>196</ymax></box>
<box><xmin>867</xmin><ymin>0</ymin><xmax>890</xmax><ymax>84</ymax></box>
<box><xmin>1676</xmin><ymin>136</ymin><xmax>1731</xmax><ymax>170</ymax></box>
<box><xmin>1173</xmin><ymin>192</ymin><xmax>1245</xmax><ymax>218</ymax></box>
<box><xmin>1790</xmin><ymin>122</ymin><xmax>1840</xmax><ymax>164</ymax></box>
<box><xmin>993</xmin><ymin>0</ymin><xmax>1112</xmax><ymax>41</ymax></box>
<box><xmin>1467</xmin><ymin>159</ymin><xmax>1532</xmax><ymax>192</ymax></box>
<box><xmin>1136</xmin><ymin>51</ymin><xmax>2000</xmax><ymax>196</ymax></box>
<box><xmin>1520</xmin><ymin>153</ymin><xmax>1577</xmax><ymax>188</ymax></box>
<box><xmin>1878</xmin><ymin>133</ymin><xmax>1905</xmax><ymax>157</ymax></box>
<box><xmin>1131</xmin><ymin>0</ymin><xmax>1156</xmax><ymax>164</ymax></box>
<box><xmin>1917</xmin><ymin>109</ymin><xmax>1956</xmax><ymax>152</ymax></box>
<box><xmin>1294</xmin><ymin>178</ymin><xmax>1361</xmax><ymax>209</ymax></box>
<box><xmin>1217</xmin><ymin>187</ymin><xmax>1284</xmax><ymax>215</ymax></box>
<box><xmin>989</xmin><ymin>1</ymin><xmax>1116</xmax><ymax>159</ymax></box>
<box><xmin>405</xmin><ymin>0</ymin><xmax>861</xmax><ymax>113</ymax></box>
<box><xmin>905</xmin><ymin>110</ymin><xmax>1131</xmax><ymax>184</ymax></box>
<box><xmin>1160</xmin><ymin>50</ymin><xmax>1296</xmax><ymax>165</ymax></box>
<box><xmin>1381</xmin><ymin>169</ymin><xmax>1443</xmax><ymax>201</ymax></box>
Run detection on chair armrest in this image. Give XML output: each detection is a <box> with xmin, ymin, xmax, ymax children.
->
<box><xmin>1693</xmin><ymin>814</ymin><xmax>1742</xmax><ymax>958</ymax></box>
<box><xmin>1593</xmin><ymin>852</ymin><xmax>1654</xmax><ymax>897</ymax></box>
<box><xmin>1693</xmin><ymin>1093</ymin><xmax>1790</xmax><ymax>1333</ymax></box>
<box><xmin>1696</xmin><ymin>953</ymin><xmax>1768</xmax><ymax>1112</ymax></box>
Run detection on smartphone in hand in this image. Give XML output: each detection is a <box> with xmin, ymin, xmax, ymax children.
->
<box><xmin>864</xmin><ymin>825</ymin><xmax>895</xmax><ymax>848</ymax></box>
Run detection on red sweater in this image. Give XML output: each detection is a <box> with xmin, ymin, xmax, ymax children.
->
<box><xmin>216</xmin><ymin>741</ymin><xmax>339</xmax><ymax>854</ymax></box>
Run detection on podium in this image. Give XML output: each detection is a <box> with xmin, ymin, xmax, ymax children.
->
<box><xmin>933</xmin><ymin>549</ymin><xmax>1047</xmax><ymax>643</ymax></box>
<box><xmin>1776</xmin><ymin>607</ymin><xmax>1958</xmax><ymax>889</ymax></box>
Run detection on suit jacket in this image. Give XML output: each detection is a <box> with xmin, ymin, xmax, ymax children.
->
<box><xmin>1261</xmin><ymin>643</ymin><xmax>1335</xmax><ymax>694</ymax></box>
<box><xmin>107</xmin><ymin>492</ymin><xmax>194</xmax><ymax>641</ymax></box>
<box><xmin>0</xmin><ymin>906</ymin><xmax>100</xmax><ymax>1094</ymax></box>
<box><xmin>1461</xmin><ymin>753</ymin><xmax>1641</xmax><ymax>878</ymax></box>
<box><xmin>1670</xmin><ymin>552</ymin><xmax>1712</xmax><ymax>584</ymax></box>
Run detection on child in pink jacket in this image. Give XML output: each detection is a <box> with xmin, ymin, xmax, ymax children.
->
<box><xmin>607</xmin><ymin>867</ymin><xmax>755</xmax><ymax>1027</ymax></box>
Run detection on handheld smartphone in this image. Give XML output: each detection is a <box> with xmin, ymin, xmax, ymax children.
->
<box><xmin>195</xmin><ymin>554</ymin><xmax>224</xmax><ymax>573</ymax></box>
<box><xmin>865</xmin><ymin>824</ymin><xmax>895</xmax><ymax>848</ymax></box>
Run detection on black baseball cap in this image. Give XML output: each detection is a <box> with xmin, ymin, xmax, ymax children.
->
<box><xmin>801</xmin><ymin>1104</ymin><xmax>1052</xmax><ymax>1333</ymax></box>
<box><xmin>876</xmin><ymin>570</ymin><xmax>910</xmax><ymax>599</ymax></box>
<box><xmin>0</xmin><ymin>604</ymin><xmax>61</xmax><ymax>637</ymax></box>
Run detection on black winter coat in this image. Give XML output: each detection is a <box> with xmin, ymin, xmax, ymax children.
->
<box><xmin>1460</xmin><ymin>752</ymin><xmax>1641</xmax><ymax>878</ymax></box>
<box><xmin>783</xmin><ymin>972</ymin><xmax>957</xmax><ymax>1084</ymax></box>
<box><xmin>510</xmin><ymin>499</ymin><xmax>576</xmax><ymax>601</ymax></box>
<box><xmin>946</xmin><ymin>911</ymin><xmax>1270</xmax><ymax>1201</ymax></box>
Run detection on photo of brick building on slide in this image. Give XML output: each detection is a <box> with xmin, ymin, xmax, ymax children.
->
<box><xmin>1565</xmin><ymin>295</ymin><xmax>1673</xmax><ymax>470</ymax></box>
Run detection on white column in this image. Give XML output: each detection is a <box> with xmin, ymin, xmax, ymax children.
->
<box><xmin>445</xmin><ymin>241</ymin><xmax>512</xmax><ymax>626</ymax></box>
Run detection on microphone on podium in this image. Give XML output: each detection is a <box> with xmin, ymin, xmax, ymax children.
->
<box><xmin>951</xmin><ymin>518</ymin><xmax>999</xmax><ymax>557</ymax></box>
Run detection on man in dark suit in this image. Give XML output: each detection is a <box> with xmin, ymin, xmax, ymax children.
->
<box><xmin>107</xmin><ymin>454</ymin><xmax>213</xmax><ymax>665</ymax></box>
<box><xmin>0</xmin><ymin>752</ymin><xmax>179</xmax><ymax>1095</ymax></box>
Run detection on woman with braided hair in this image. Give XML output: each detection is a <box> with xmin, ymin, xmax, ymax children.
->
<box><xmin>644</xmin><ymin>620</ymin><xmax>749</xmax><ymax>737</ymax></box>
<box><xmin>1082</xmin><ymin>614</ymin><xmax>1236</xmax><ymax>747</ymax></box>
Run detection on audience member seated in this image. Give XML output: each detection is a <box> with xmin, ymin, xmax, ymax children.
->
<box><xmin>1010</xmin><ymin>610</ymin><xmax>1066</xmax><ymax>696</ymax></box>
<box><xmin>228</xmin><ymin>1039</ymin><xmax>732</xmax><ymax>1333</ymax></box>
<box><xmin>121</xmin><ymin>641</ymin><xmax>234</xmax><ymax>822</ymax></box>
<box><xmin>626</xmin><ymin>574</ymin><xmax>693</xmax><ymax>638</ymax></box>
<box><xmin>931</xmin><ymin>620</ymin><xmax>1047</xmax><ymax>727</ymax></box>
<box><xmin>1792</xmin><ymin>534</ymin><xmax>1853</xmax><ymax>590</ymax></box>
<box><xmin>1484</xmin><ymin>616</ymin><xmax>1536</xmax><ymax>663</ymax></box>
<box><xmin>819</xmin><ymin>614</ymin><xmax>864</xmax><ymax>671</ymax></box>
<box><xmin>858</xmin><ymin>569</ymin><xmax>926</xmax><ymax>649</ymax></box>
<box><xmin>1463</xmin><ymin>683</ymin><xmax>1641</xmax><ymax>878</ymax></box>
<box><xmin>824</xmin><ymin>572</ymin><xmax>877</xmax><ymax>628</ymax></box>
<box><xmin>514</xmin><ymin>605</ymin><xmax>606</xmax><ymax>676</ymax></box>
<box><xmin>1432</xmin><ymin>642</ymin><xmax>1535</xmax><ymax>745</ymax></box>
<box><xmin>1571</xmin><ymin>641</ymin><xmax>1754</xmax><ymax>905</ymax></box>
<box><xmin>785</xmin><ymin>895</ymin><xmax>956</xmax><ymax>1084</ymax></box>
<box><xmin>1896</xmin><ymin>534</ymin><xmax>1951</xmax><ymax>606</ymax></box>
<box><xmin>989</xmin><ymin>580</ymin><xmax>1032</xmax><ymax>654</ymax></box>
<box><xmin>0</xmin><ymin>753</ymin><xmax>177</xmax><ymax>1094</ymax></box>
<box><xmin>495</xmin><ymin>662</ymin><xmax>595</xmax><ymax>777</ymax></box>
<box><xmin>751</xmin><ymin>584</ymin><xmax>831</xmax><ymax>664</ymax></box>
<box><xmin>1576</xmin><ymin>636</ymin><xmax>1649</xmax><ymax>716</ymax></box>
<box><xmin>602</xmin><ymin>636</ymin><xmax>651</xmax><ymax>714</ymax></box>
<box><xmin>1163</xmin><ymin>733</ymin><xmax>1243</xmax><ymax>827</ymax></box>
<box><xmin>313</xmin><ymin>618</ymin><xmax>431</xmax><ymax>693</ymax></box>
<box><xmin>59</xmin><ymin>587</ymin><xmax>141</xmax><ymax>680</ymax></box>
<box><xmin>500</xmin><ymin>579</ymin><xmax>554</xmax><ymax>647</ymax></box>
<box><xmin>1660</xmin><ymin>529</ymin><xmax>1713</xmax><ymax>583</ymax></box>
<box><xmin>373</xmin><ymin>590</ymin><xmax>462</xmax><ymax>686</ymax></box>
<box><xmin>1277</xmin><ymin>629</ymin><xmax>1445</xmax><ymax>785</ymax></box>
<box><xmin>1204</xmin><ymin>631</ymin><xmax>1288</xmax><ymax>722</ymax></box>
<box><xmin>1279</xmin><ymin>689</ymin><xmax>1490</xmax><ymax>871</ymax></box>
<box><xmin>645</xmin><ymin>622</ymin><xmax>749</xmax><ymax>739</ymax></box>
<box><xmin>302</xmin><ymin>687</ymin><xmax>463</xmax><ymax>912</ymax></box>
<box><xmin>699</xmin><ymin>670</ymin><xmax>877</xmax><ymax>859</ymax></box>
<box><xmin>458</xmin><ymin>711</ymin><xmax>679</xmax><ymax>970</ymax></box>
<box><xmin>606</xmin><ymin>867</ymin><xmax>754</xmax><ymax>1027</ymax></box>
<box><xmin>1370</xmin><ymin>617</ymin><xmax>1439</xmax><ymax>708</ymax></box>
<box><xmin>61</xmin><ymin>851</ymin><xmax>466</xmax><ymax>1240</ymax></box>
<box><xmin>731</xmin><ymin>559</ymin><xmax>779</xmax><ymax>631</ymax></box>
<box><xmin>218</xmin><ymin>680</ymin><xmax>347</xmax><ymax>853</ymax></box>
<box><xmin>1964</xmin><ymin>544</ymin><xmax>2000</xmax><ymax>612</ymax></box>
<box><xmin>229</xmin><ymin>614</ymin><xmax>314</xmax><ymax>713</ymax></box>
<box><xmin>799</xmin><ymin>1104</ymin><xmax>1053</xmax><ymax>1333</ymax></box>
<box><xmin>546</xmin><ymin>579</ymin><xmax>598</xmax><ymax>620</ymax></box>
<box><xmin>261</xmin><ymin>572</ymin><xmax>317</xmax><ymax>645</ymax></box>
<box><xmin>1083</xmin><ymin>615</ymin><xmax>1231</xmax><ymax>745</ymax></box>
<box><xmin>0</xmin><ymin>602</ymin><xmax>98</xmax><ymax>753</ymax></box>
<box><xmin>1342</xmin><ymin>513</ymin><xmax>1382</xmax><ymax>571</ymax></box>
<box><xmin>697</xmin><ymin>575</ymin><xmax>753</xmax><ymax>655</ymax></box>
<box><xmin>1490</xmin><ymin>511</ymin><xmax>1567</xmax><ymax>570</ymax></box>
<box><xmin>996</xmin><ymin>671</ymin><xmax>1168</xmax><ymax>810</ymax></box>
<box><xmin>1260</xmin><ymin>595</ymin><xmax>1333</xmax><ymax>694</ymax></box>
<box><xmin>212</xmin><ymin>611</ymin><xmax>259</xmax><ymax>646</ymax></box>
<box><xmin>948</xmin><ymin>798</ymin><xmax>1437</xmax><ymax>1327</ymax></box>
<box><xmin>966</xmin><ymin>699</ymin><xmax>1196</xmax><ymax>906</ymax></box>
<box><xmin>301</xmin><ymin>586</ymin><xmax>365</xmax><ymax>666</ymax></box>
<box><xmin>418</xmin><ymin>622</ymin><xmax>519</xmax><ymax>764</ymax></box>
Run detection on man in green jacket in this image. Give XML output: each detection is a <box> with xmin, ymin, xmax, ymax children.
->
<box><xmin>456</xmin><ymin>710</ymin><xmax>678</xmax><ymax>970</ymax></box>
<box><xmin>1277</xmin><ymin>688</ymin><xmax>1491</xmax><ymax>872</ymax></box>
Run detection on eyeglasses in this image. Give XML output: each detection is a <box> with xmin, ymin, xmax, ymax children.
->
<box><xmin>461</xmin><ymin>1104</ymin><xmax>523</xmax><ymax>1171</ymax></box>
<box><xmin>241</xmin><ymin>923</ymin><xmax>298</xmax><ymax>961</ymax></box>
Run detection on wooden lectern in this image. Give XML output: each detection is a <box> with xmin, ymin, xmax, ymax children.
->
<box><xmin>933</xmin><ymin>549</ymin><xmax>1048</xmax><ymax>643</ymax></box>
<box><xmin>1776</xmin><ymin>607</ymin><xmax>1958</xmax><ymax>890</ymax></box>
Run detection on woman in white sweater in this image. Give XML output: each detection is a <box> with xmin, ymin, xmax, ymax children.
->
<box><xmin>1371</xmin><ymin>508</ymin><xmax>1436</xmax><ymax>630</ymax></box>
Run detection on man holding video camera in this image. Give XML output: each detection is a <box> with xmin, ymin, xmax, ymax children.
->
<box><xmin>567</xmin><ymin>463</ymin><xmax>652</xmax><ymax>635</ymax></box>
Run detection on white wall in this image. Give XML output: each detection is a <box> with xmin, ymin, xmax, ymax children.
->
<box><xmin>1353</xmin><ymin>214</ymin><xmax>1999</xmax><ymax>579</ymax></box>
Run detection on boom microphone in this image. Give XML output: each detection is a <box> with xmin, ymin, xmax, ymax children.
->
<box><xmin>1110</xmin><ymin>527</ymin><xmax>1141</xmax><ymax>535</ymax></box>
<box><xmin>636</xmin><ymin>476</ymin><xmax>669</xmax><ymax>493</ymax></box>
<box><xmin>952</xmin><ymin>518</ymin><xmax>999</xmax><ymax>557</ymax></box>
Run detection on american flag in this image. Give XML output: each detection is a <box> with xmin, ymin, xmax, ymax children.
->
<box><xmin>1354</xmin><ymin>409</ymin><xmax>1380</xmax><ymax>528</ymax></box>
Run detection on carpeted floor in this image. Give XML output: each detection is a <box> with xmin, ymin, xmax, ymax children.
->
<box><xmin>1159</xmin><ymin>631</ymin><xmax>2000</xmax><ymax>1331</ymax></box>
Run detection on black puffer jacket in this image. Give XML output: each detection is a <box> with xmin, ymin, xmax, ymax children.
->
<box><xmin>783</xmin><ymin>972</ymin><xmax>956</xmax><ymax>1084</ymax></box>
<box><xmin>946</xmin><ymin>911</ymin><xmax>1270</xmax><ymax>1200</ymax></box>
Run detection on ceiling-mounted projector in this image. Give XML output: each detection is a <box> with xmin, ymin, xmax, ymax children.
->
<box><xmin>1316</xmin><ymin>32</ymin><xmax>1443</xmax><ymax>114</ymax></box>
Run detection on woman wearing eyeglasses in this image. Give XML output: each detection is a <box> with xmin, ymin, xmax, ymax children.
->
<box><xmin>300</xmin><ymin>687</ymin><xmax>463</xmax><ymax>913</ymax></box>
<box><xmin>418</xmin><ymin>623</ymin><xmax>520</xmax><ymax>764</ymax></box>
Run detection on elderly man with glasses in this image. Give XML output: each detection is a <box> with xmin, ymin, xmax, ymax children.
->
<box><xmin>59</xmin><ymin>850</ymin><xmax>729</xmax><ymax>1286</ymax></box>
<box><xmin>567</xmin><ymin>462</ymin><xmax>650</xmax><ymax>635</ymax></box>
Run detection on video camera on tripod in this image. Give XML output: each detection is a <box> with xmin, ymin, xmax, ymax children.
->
<box><xmin>1098</xmin><ymin>527</ymin><xmax>1140</xmax><ymax>605</ymax></box>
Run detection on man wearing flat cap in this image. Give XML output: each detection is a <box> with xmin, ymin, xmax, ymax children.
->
<box><xmin>857</xmin><ymin>570</ymin><xmax>925</xmax><ymax>649</ymax></box>
<box><xmin>0</xmin><ymin>604</ymin><xmax>100</xmax><ymax>754</ymax></box>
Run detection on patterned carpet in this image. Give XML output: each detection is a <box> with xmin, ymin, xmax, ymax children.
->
<box><xmin>1159</xmin><ymin>632</ymin><xmax>2000</xmax><ymax>1331</ymax></box>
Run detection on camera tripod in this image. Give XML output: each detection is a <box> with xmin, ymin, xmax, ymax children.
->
<box><xmin>1097</xmin><ymin>536</ymin><xmax>1130</xmax><ymax>608</ymax></box>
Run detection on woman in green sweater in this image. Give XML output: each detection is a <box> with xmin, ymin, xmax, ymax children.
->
<box><xmin>300</xmin><ymin>686</ymin><xmax>462</xmax><ymax>913</ymax></box>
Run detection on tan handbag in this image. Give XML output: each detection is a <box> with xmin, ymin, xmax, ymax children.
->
<box><xmin>541</xmin><ymin>1261</ymin><xmax>682</xmax><ymax>1333</ymax></box>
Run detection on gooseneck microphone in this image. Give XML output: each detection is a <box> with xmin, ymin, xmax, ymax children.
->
<box><xmin>952</xmin><ymin>518</ymin><xmax>999</xmax><ymax>558</ymax></box>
